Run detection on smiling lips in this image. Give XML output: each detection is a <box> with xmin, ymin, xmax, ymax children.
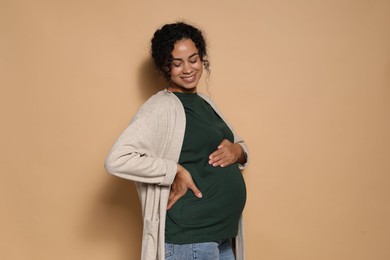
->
<box><xmin>181</xmin><ymin>74</ymin><xmax>196</xmax><ymax>83</ymax></box>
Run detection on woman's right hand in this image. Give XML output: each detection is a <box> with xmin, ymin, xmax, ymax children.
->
<box><xmin>167</xmin><ymin>164</ymin><xmax>202</xmax><ymax>210</ymax></box>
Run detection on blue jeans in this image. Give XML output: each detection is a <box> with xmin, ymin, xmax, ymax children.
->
<box><xmin>165</xmin><ymin>239</ymin><xmax>235</xmax><ymax>260</ymax></box>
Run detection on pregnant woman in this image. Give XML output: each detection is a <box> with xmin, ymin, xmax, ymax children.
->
<box><xmin>105</xmin><ymin>22</ymin><xmax>249</xmax><ymax>260</ymax></box>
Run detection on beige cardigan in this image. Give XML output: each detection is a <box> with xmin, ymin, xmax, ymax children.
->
<box><xmin>105</xmin><ymin>89</ymin><xmax>249</xmax><ymax>260</ymax></box>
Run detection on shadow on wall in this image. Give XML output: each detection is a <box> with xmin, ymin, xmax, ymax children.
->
<box><xmin>82</xmin><ymin>61</ymin><xmax>169</xmax><ymax>259</ymax></box>
<box><xmin>137</xmin><ymin>58</ymin><xmax>167</xmax><ymax>100</ymax></box>
<box><xmin>83</xmin><ymin>173</ymin><xmax>142</xmax><ymax>259</ymax></box>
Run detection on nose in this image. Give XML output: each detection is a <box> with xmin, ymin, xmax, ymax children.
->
<box><xmin>182</xmin><ymin>62</ymin><xmax>193</xmax><ymax>74</ymax></box>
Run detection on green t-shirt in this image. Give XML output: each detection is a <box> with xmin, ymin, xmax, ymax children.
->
<box><xmin>165</xmin><ymin>92</ymin><xmax>246</xmax><ymax>244</ymax></box>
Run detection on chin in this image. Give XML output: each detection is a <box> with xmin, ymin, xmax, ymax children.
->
<box><xmin>180</xmin><ymin>86</ymin><xmax>197</xmax><ymax>93</ymax></box>
<box><xmin>184</xmin><ymin>84</ymin><xmax>197</xmax><ymax>90</ymax></box>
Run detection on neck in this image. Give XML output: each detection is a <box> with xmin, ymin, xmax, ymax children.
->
<box><xmin>167</xmin><ymin>85</ymin><xmax>197</xmax><ymax>94</ymax></box>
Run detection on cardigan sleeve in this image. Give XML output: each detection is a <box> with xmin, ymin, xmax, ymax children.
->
<box><xmin>233</xmin><ymin>133</ymin><xmax>250</xmax><ymax>170</ymax></box>
<box><xmin>104</xmin><ymin>97</ymin><xmax>178</xmax><ymax>186</ymax></box>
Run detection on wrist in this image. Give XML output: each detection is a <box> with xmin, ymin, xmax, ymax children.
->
<box><xmin>235</xmin><ymin>144</ymin><xmax>246</xmax><ymax>164</ymax></box>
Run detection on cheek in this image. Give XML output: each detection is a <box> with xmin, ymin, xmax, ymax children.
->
<box><xmin>170</xmin><ymin>67</ymin><xmax>181</xmax><ymax>78</ymax></box>
<box><xmin>194</xmin><ymin>62</ymin><xmax>203</xmax><ymax>75</ymax></box>
<box><xmin>194</xmin><ymin>61</ymin><xmax>203</xmax><ymax>70</ymax></box>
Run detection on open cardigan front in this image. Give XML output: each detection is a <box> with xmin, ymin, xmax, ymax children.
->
<box><xmin>105</xmin><ymin>89</ymin><xmax>249</xmax><ymax>260</ymax></box>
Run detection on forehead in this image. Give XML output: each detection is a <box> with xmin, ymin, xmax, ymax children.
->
<box><xmin>172</xmin><ymin>39</ymin><xmax>199</xmax><ymax>58</ymax></box>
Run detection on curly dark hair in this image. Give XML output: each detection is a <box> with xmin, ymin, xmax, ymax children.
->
<box><xmin>151</xmin><ymin>22</ymin><xmax>210</xmax><ymax>81</ymax></box>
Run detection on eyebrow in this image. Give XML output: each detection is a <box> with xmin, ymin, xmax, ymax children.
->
<box><xmin>172</xmin><ymin>53</ymin><xmax>199</xmax><ymax>61</ymax></box>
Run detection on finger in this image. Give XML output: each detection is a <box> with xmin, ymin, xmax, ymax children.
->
<box><xmin>167</xmin><ymin>191</ymin><xmax>176</xmax><ymax>209</ymax></box>
<box><xmin>167</xmin><ymin>199</ymin><xmax>174</xmax><ymax>210</ymax></box>
<box><xmin>219</xmin><ymin>158</ymin><xmax>233</xmax><ymax>167</ymax></box>
<box><xmin>167</xmin><ymin>194</ymin><xmax>180</xmax><ymax>209</ymax></box>
<box><xmin>209</xmin><ymin>149</ymin><xmax>223</xmax><ymax>159</ymax></box>
<box><xmin>218</xmin><ymin>139</ymin><xmax>231</xmax><ymax>149</ymax></box>
<box><xmin>209</xmin><ymin>151</ymin><xmax>224</xmax><ymax>165</ymax></box>
<box><xmin>210</xmin><ymin>140</ymin><xmax>230</xmax><ymax>158</ymax></box>
<box><xmin>187</xmin><ymin>182</ymin><xmax>202</xmax><ymax>198</ymax></box>
<box><xmin>212</xmin><ymin>152</ymin><xmax>226</xmax><ymax>161</ymax></box>
<box><xmin>214</xmin><ymin>153</ymin><xmax>236</xmax><ymax>167</ymax></box>
<box><xmin>210</xmin><ymin>151</ymin><xmax>227</xmax><ymax>166</ymax></box>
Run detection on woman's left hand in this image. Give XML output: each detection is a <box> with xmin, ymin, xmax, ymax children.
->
<box><xmin>208</xmin><ymin>139</ymin><xmax>245</xmax><ymax>167</ymax></box>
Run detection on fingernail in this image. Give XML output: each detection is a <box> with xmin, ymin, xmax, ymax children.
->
<box><xmin>197</xmin><ymin>193</ymin><xmax>203</xmax><ymax>198</ymax></box>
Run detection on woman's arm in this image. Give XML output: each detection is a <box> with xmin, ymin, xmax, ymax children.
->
<box><xmin>104</xmin><ymin>97</ymin><xmax>180</xmax><ymax>186</ymax></box>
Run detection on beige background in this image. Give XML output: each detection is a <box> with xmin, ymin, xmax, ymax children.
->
<box><xmin>1</xmin><ymin>0</ymin><xmax>390</xmax><ymax>259</ymax></box>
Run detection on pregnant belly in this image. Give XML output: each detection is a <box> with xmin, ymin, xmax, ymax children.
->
<box><xmin>169</xmin><ymin>164</ymin><xmax>247</xmax><ymax>222</ymax></box>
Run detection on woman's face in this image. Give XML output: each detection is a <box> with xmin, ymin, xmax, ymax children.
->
<box><xmin>168</xmin><ymin>38</ymin><xmax>203</xmax><ymax>93</ymax></box>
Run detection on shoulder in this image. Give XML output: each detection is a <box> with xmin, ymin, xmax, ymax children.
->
<box><xmin>197</xmin><ymin>92</ymin><xmax>220</xmax><ymax>112</ymax></box>
<box><xmin>197</xmin><ymin>92</ymin><xmax>213</xmax><ymax>103</ymax></box>
<box><xmin>148</xmin><ymin>89</ymin><xmax>182</xmax><ymax>106</ymax></box>
<box><xmin>136</xmin><ymin>89</ymin><xmax>182</xmax><ymax>117</ymax></box>
<box><xmin>197</xmin><ymin>92</ymin><xmax>220</xmax><ymax>108</ymax></box>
